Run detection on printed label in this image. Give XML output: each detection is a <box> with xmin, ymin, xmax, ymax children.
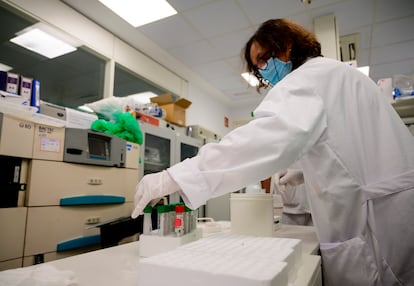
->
<box><xmin>40</xmin><ymin>138</ymin><xmax>60</xmax><ymax>153</ymax></box>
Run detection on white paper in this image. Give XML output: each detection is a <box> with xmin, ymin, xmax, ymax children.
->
<box><xmin>65</xmin><ymin>107</ymin><xmax>98</xmax><ymax>129</ymax></box>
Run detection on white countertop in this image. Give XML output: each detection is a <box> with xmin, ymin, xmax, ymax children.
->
<box><xmin>273</xmin><ymin>224</ymin><xmax>320</xmax><ymax>255</ymax></box>
<box><xmin>1</xmin><ymin>224</ymin><xmax>320</xmax><ymax>286</ymax></box>
<box><xmin>45</xmin><ymin>224</ymin><xmax>321</xmax><ymax>286</ymax></box>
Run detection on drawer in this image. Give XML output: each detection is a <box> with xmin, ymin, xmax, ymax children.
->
<box><xmin>24</xmin><ymin>203</ymin><xmax>134</xmax><ymax>256</ymax></box>
<box><xmin>0</xmin><ymin>258</ymin><xmax>23</xmax><ymax>271</ymax></box>
<box><xmin>0</xmin><ymin>207</ymin><xmax>27</xmax><ymax>261</ymax></box>
<box><xmin>26</xmin><ymin>160</ymin><xmax>138</xmax><ymax>206</ymax></box>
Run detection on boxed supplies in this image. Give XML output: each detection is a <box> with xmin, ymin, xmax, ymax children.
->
<box><xmin>0</xmin><ymin>71</ymin><xmax>19</xmax><ymax>94</ymax></box>
<box><xmin>150</xmin><ymin>93</ymin><xmax>191</xmax><ymax>127</ymax></box>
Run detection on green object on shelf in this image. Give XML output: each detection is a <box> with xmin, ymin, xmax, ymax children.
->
<box><xmin>91</xmin><ymin>111</ymin><xmax>143</xmax><ymax>145</ymax></box>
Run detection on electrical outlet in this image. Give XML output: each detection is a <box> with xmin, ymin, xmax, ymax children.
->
<box><xmin>88</xmin><ymin>178</ymin><xmax>103</xmax><ymax>185</ymax></box>
<box><xmin>85</xmin><ymin>216</ymin><xmax>100</xmax><ymax>224</ymax></box>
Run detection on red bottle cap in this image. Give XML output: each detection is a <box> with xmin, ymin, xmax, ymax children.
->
<box><xmin>175</xmin><ymin>205</ymin><xmax>185</xmax><ymax>213</ymax></box>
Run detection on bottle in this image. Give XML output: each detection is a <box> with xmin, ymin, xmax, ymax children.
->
<box><xmin>143</xmin><ymin>205</ymin><xmax>153</xmax><ymax>235</ymax></box>
<box><xmin>174</xmin><ymin>205</ymin><xmax>185</xmax><ymax>237</ymax></box>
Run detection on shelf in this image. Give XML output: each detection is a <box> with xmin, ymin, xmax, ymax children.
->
<box><xmin>391</xmin><ymin>96</ymin><xmax>414</xmax><ymax>119</ymax></box>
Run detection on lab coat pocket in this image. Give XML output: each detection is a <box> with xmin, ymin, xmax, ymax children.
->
<box><xmin>320</xmin><ymin>237</ymin><xmax>379</xmax><ymax>286</ymax></box>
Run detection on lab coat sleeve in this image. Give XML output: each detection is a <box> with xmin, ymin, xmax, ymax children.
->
<box><xmin>169</xmin><ymin>76</ymin><xmax>327</xmax><ymax>209</ymax></box>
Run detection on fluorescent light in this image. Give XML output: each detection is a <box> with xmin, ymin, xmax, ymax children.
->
<box><xmin>241</xmin><ymin>72</ymin><xmax>260</xmax><ymax>87</ymax></box>
<box><xmin>10</xmin><ymin>28</ymin><xmax>77</xmax><ymax>59</ymax></box>
<box><xmin>0</xmin><ymin>63</ymin><xmax>13</xmax><ymax>71</ymax></box>
<box><xmin>99</xmin><ymin>0</ymin><xmax>177</xmax><ymax>27</ymax></box>
<box><xmin>357</xmin><ymin>66</ymin><xmax>370</xmax><ymax>76</ymax></box>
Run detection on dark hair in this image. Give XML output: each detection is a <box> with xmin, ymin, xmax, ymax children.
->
<box><xmin>243</xmin><ymin>18</ymin><xmax>322</xmax><ymax>91</ymax></box>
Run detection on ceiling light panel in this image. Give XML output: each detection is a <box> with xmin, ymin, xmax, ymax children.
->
<box><xmin>10</xmin><ymin>28</ymin><xmax>77</xmax><ymax>59</ymax></box>
<box><xmin>98</xmin><ymin>0</ymin><xmax>177</xmax><ymax>27</ymax></box>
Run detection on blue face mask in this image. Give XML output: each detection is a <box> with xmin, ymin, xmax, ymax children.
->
<box><xmin>259</xmin><ymin>57</ymin><xmax>292</xmax><ymax>86</ymax></box>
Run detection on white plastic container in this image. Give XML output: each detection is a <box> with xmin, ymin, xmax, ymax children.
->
<box><xmin>230</xmin><ymin>193</ymin><xmax>274</xmax><ymax>237</ymax></box>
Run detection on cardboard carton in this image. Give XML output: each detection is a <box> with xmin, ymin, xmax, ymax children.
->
<box><xmin>150</xmin><ymin>93</ymin><xmax>191</xmax><ymax>127</ymax></box>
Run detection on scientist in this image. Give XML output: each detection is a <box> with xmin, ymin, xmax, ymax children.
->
<box><xmin>273</xmin><ymin>166</ymin><xmax>313</xmax><ymax>226</ymax></box>
<box><xmin>132</xmin><ymin>19</ymin><xmax>414</xmax><ymax>286</ymax></box>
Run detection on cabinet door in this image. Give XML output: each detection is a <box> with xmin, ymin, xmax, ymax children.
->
<box><xmin>140</xmin><ymin>123</ymin><xmax>175</xmax><ymax>178</ymax></box>
<box><xmin>0</xmin><ymin>207</ymin><xmax>27</xmax><ymax>262</ymax></box>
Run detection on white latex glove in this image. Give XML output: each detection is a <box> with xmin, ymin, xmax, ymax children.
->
<box><xmin>131</xmin><ymin>170</ymin><xmax>180</xmax><ymax>219</ymax></box>
<box><xmin>279</xmin><ymin>169</ymin><xmax>304</xmax><ymax>186</ymax></box>
<box><xmin>273</xmin><ymin>170</ymin><xmax>288</xmax><ymax>193</ymax></box>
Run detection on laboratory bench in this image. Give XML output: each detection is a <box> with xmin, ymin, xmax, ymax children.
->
<box><xmin>1</xmin><ymin>224</ymin><xmax>321</xmax><ymax>286</ymax></box>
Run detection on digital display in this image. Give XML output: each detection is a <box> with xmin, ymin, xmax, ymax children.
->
<box><xmin>88</xmin><ymin>133</ymin><xmax>110</xmax><ymax>160</ymax></box>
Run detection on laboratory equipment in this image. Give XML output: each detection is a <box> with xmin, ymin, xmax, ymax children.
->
<box><xmin>230</xmin><ymin>193</ymin><xmax>276</xmax><ymax>237</ymax></box>
<box><xmin>63</xmin><ymin>128</ymin><xmax>126</xmax><ymax>167</ymax></box>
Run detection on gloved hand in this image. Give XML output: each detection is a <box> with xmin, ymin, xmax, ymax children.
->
<box><xmin>131</xmin><ymin>170</ymin><xmax>180</xmax><ymax>219</ymax></box>
<box><xmin>279</xmin><ymin>169</ymin><xmax>304</xmax><ymax>186</ymax></box>
<box><xmin>273</xmin><ymin>170</ymin><xmax>288</xmax><ymax>193</ymax></box>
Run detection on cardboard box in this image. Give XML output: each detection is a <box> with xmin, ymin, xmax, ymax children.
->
<box><xmin>150</xmin><ymin>94</ymin><xmax>191</xmax><ymax>127</ymax></box>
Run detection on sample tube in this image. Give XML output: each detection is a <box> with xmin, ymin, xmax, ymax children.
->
<box><xmin>169</xmin><ymin>204</ymin><xmax>175</xmax><ymax>234</ymax></box>
<box><xmin>174</xmin><ymin>205</ymin><xmax>185</xmax><ymax>237</ymax></box>
<box><xmin>157</xmin><ymin>205</ymin><xmax>169</xmax><ymax>236</ymax></box>
<box><xmin>184</xmin><ymin>206</ymin><xmax>191</xmax><ymax>234</ymax></box>
<box><xmin>143</xmin><ymin>205</ymin><xmax>153</xmax><ymax>235</ymax></box>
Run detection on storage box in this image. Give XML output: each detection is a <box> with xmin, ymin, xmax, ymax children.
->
<box><xmin>150</xmin><ymin>93</ymin><xmax>191</xmax><ymax>127</ymax></box>
<box><xmin>19</xmin><ymin>76</ymin><xmax>33</xmax><ymax>101</ymax></box>
<box><xmin>0</xmin><ymin>71</ymin><xmax>19</xmax><ymax>94</ymax></box>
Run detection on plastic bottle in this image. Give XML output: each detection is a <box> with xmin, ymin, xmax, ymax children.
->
<box><xmin>174</xmin><ymin>205</ymin><xmax>185</xmax><ymax>237</ymax></box>
<box><xmin>143</xmin><ymin>205</ymin><xmax>153</xmax><ymax>235</ymax></box>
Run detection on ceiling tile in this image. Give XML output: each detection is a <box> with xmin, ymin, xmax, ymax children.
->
<box><xmin>370</xmin><ymin>58</ymin><xmax>414</xmax><ymax>80</ymax></box>
<box><xmin>168</xmin><ymin>0</ymin><xmax>215</xmax><ymax>12</ymax></box>
<box><xmin>207</xmin><ymin>27</ymin><xmax>255</xmax><ymax>59</ymax></box>
<box><xmin>376</xmin><ymin>0</ymin><xmax>414</xmax><ymax>22</ymax></box>
<box><xmin>372</xmin><ymin>16</ymin><xmax>414</xmax><ymax>47</ymax></box>
<box><xmin>190</xmin><ymin>60</ymin><xmax>235</xmax><ymax>80</ymax></box>
<box><xmin>371</xmin><ymin>40</ymin><xmax>414</xmax><ymax>66</ymax></box>
<box><xmin>182</xmin><ymin>0</ymin><xmax>251</xmax><ymax>38</ymax></box>
<box><xmin>139</xmin><ymin>15</ymin><xmax>202</xmax><ymax>49</ymax></box>
<box><xmin>167</xmin><ymin>39</ymin><xmax>219</xmax><ymax>66</ymax></box>
<box><xmin>238</xmin><ymin>0</ymin><xmax>308</xmax><ymax>25</ymax></box>
<box><xmin>334</xmin><ymin>0</ymin><xmax>374</xmax><ymax>31</ymax></box>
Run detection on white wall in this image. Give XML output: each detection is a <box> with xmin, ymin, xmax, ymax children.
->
<box><xmin>186</xmin><ymin>84</ymin><xmax>230</xmax><ymax>137</ymax></box>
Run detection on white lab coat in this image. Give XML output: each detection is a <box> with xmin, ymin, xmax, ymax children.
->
<box><xmin>169</xmin><ymin>57</ymin><xmax>414</xmax><ymax>285</ymax></box>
